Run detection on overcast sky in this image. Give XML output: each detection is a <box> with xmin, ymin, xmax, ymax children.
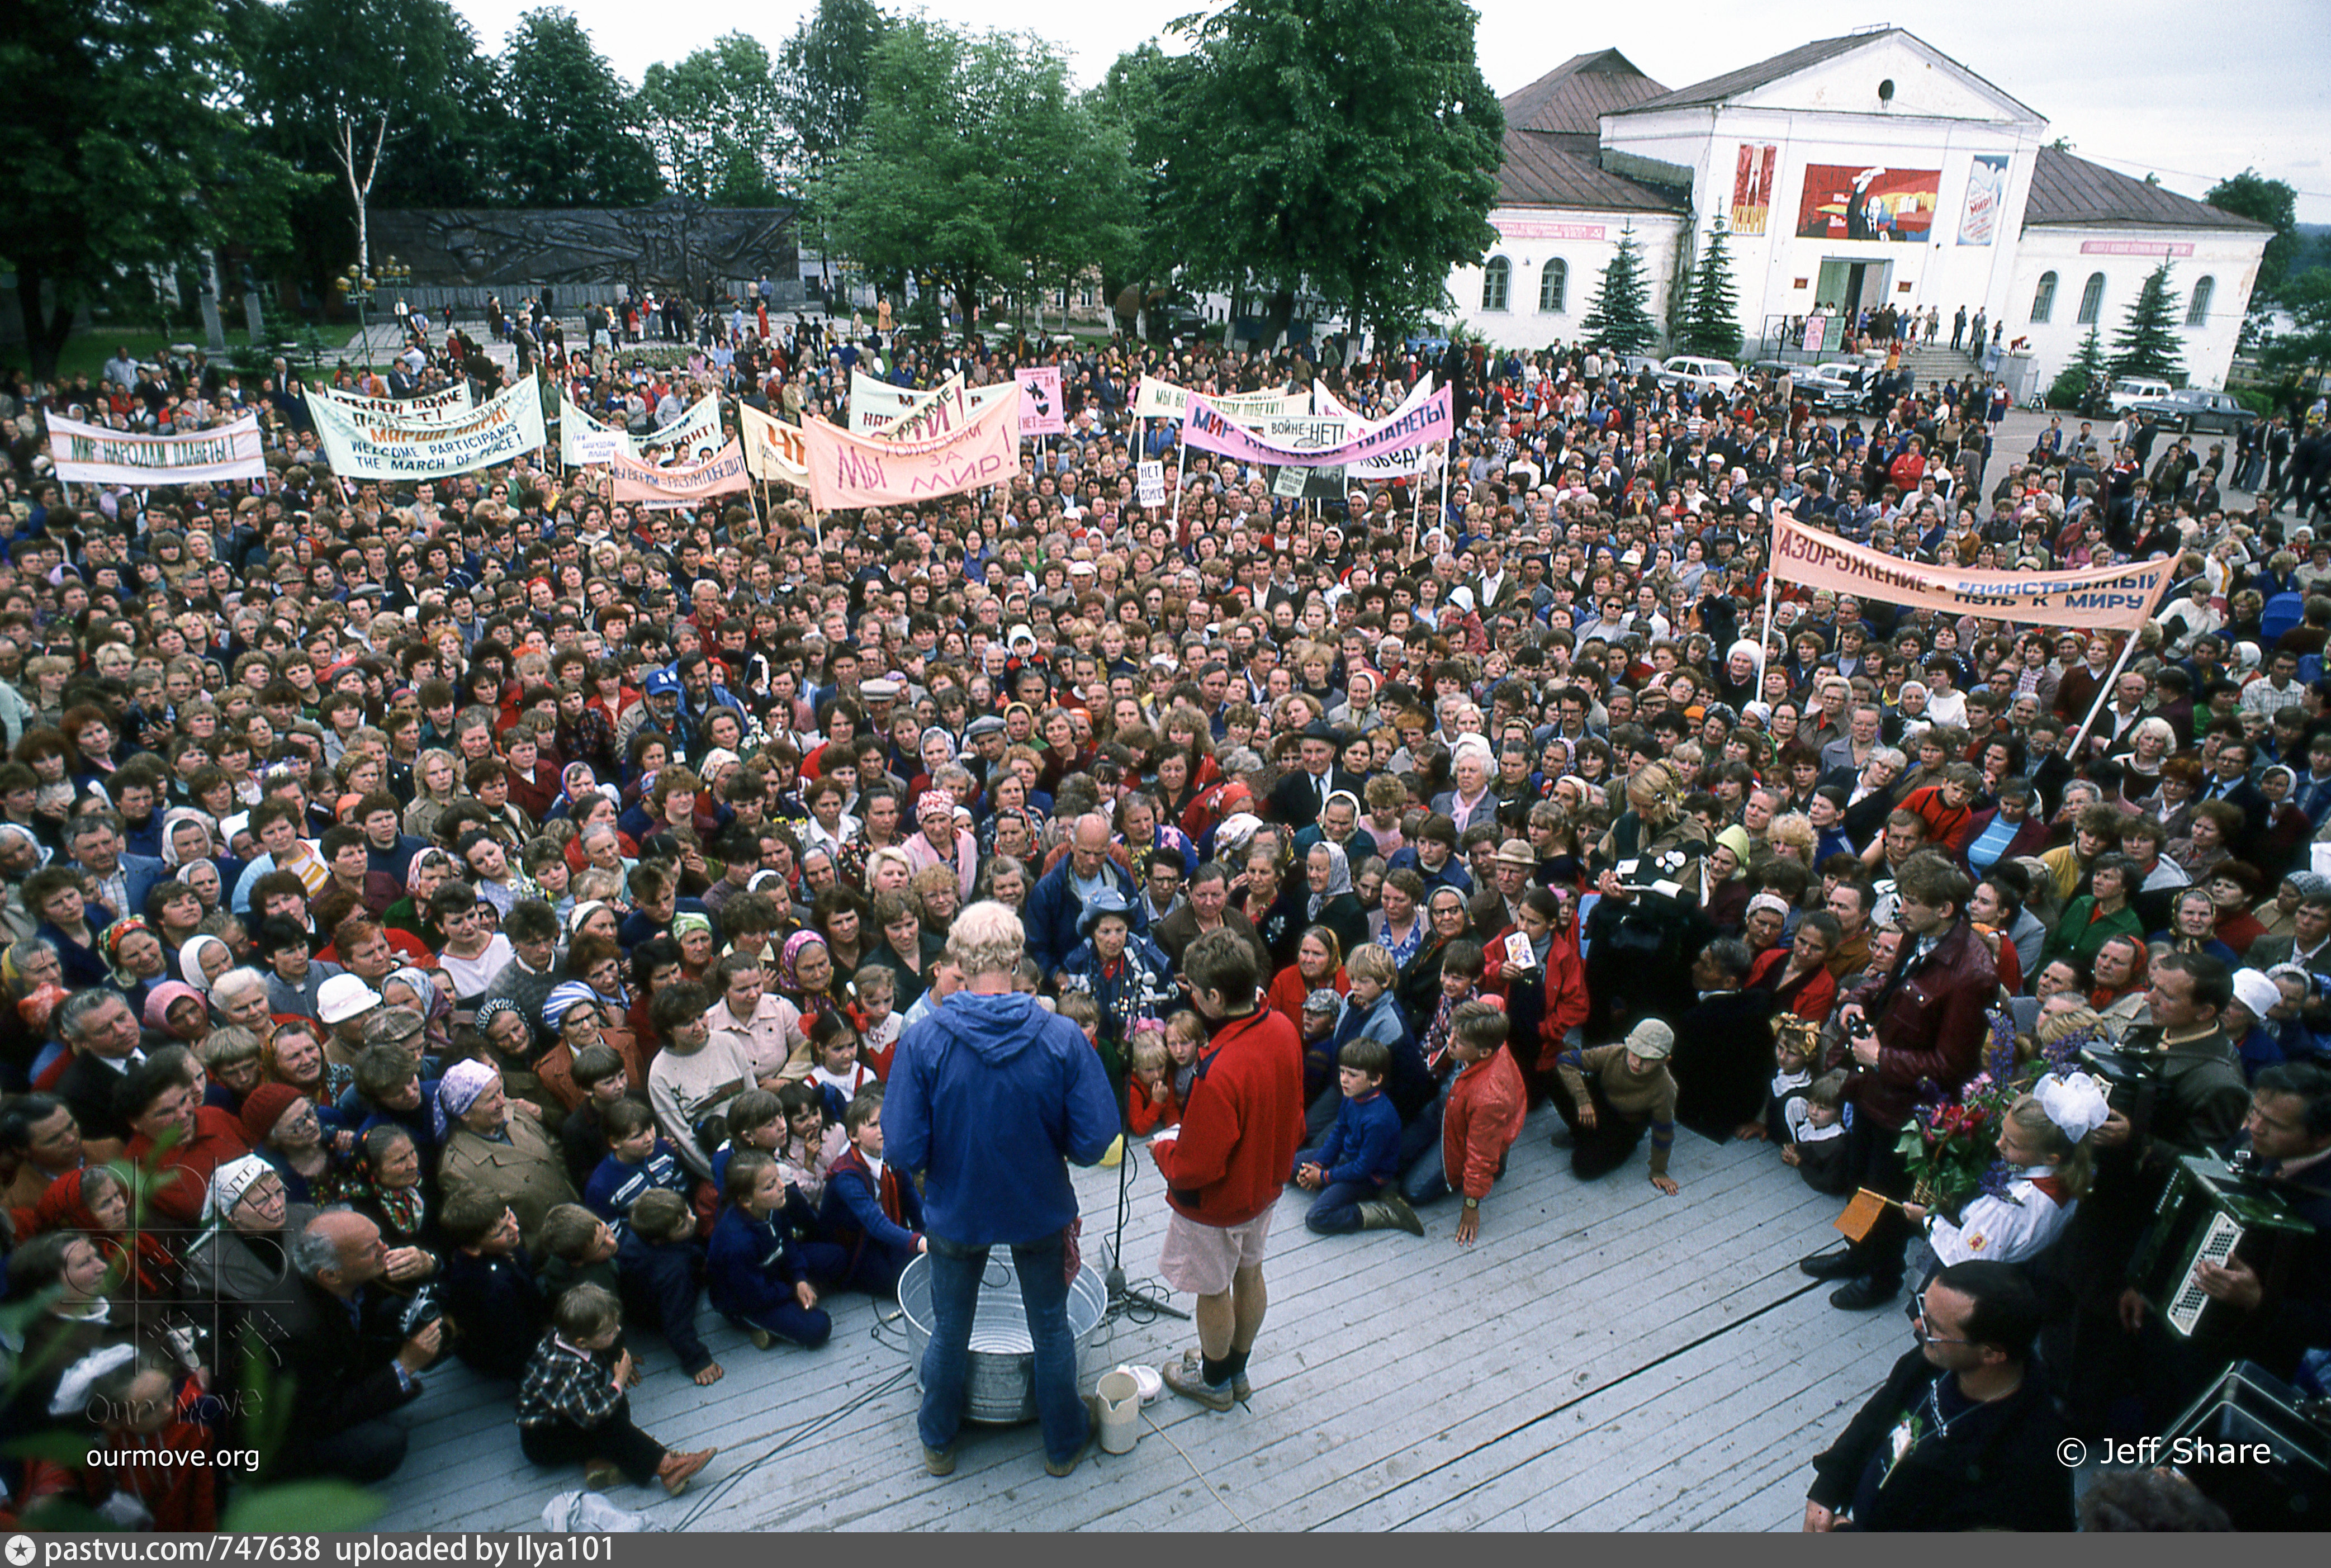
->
<box><xmin>449</xmin><ymin>0</ymin><xmax>2331</xmax><ymax>222</ymax></box>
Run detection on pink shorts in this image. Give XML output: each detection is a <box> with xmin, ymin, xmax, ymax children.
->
<box><xmin>1158</xmin><ymin>1206</ymin><xmax>1275</xmax><ymax>1297</ymax></box>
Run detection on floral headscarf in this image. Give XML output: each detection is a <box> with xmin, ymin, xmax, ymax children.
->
<box><xmin>434</xmin><ymin>1059</ymin><xmax>499</xmax><ymax>1140</ymax></box>
<box><xmin>100</xmin><ymin>918</ymin><xmax>159</xmax><ymax>990</ymax></box>
<box><xmin>778</xmin><ymin>930</ymin><xmax>829</xmax><ymax>994</ymax></box>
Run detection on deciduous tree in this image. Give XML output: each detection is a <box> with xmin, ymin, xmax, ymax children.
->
<box><xmin>0</xmin><ymin>0</ymin><xmax>307</xmax><ymax>379</ymax></box>
<box><xmin>1126</xmin><ymin>0</ymin><xmax>1504</xmax><ymax>345</ymax></box>
<box><xmin>494</xmin><ymin>8</ymin><xmax>662</xmax><ymax>209</ymax></box>
<box><xmin>641</xmin><ymin>35</ymin><xmax>791</xmax><ymax>207</ymax></box>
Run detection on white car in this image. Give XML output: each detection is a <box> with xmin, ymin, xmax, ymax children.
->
<box><xmin>2107</xmin><ymin>376</ymin><xmax>2173</xmax><ymax>414</ymax></box>
<box><xmin>1655</xmin><ymin>355</ymin><xmax>1741</xmax><ymax>396</ymax></box>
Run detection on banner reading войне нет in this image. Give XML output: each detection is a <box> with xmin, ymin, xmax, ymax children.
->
<box><xmin>1770</xmin><ymin>514</ymin><xmax>2172</xmax><ymax>628</ymax></box>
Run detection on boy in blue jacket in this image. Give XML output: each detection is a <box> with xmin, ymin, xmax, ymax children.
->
<box><xmin>616</xmin><ymin>1188</ymin><xmax>724</xmax><ymax>1385</ymax></box>
<box><xmin>705</xmin><ymin>1150</ymin><xmax>845</xmax><ymax>1349</ymax></box>
<box><xmin>585</xmin><ymin>1099</ymin><xmax>692</xmax><ymax>1225</ymax></box>
<box><xmin>1292</xmin><ymin>1039</ymin><xmax>1424</xmax><ymax>1236</ymax></box>
<box><xmin>819</xmin><ymin>1088</ymin><xmax>926</xmax><ymax>1296</ymax></box>
<box><xmin>439</xmin><ymin>1191</ymin><xmax>551</xmax><ymax>1380</ymax></box>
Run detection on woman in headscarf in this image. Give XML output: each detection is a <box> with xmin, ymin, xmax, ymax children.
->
<box><xmin>343</xmin><ymin>1123</ymin><xmax>441</xmax><ymax>1271</ymax></box>
<box><xmin>178</xmin><ymin>934</ymin><xmax>235</xmax><ymax>1002</ymax></box>
<box><xmin>1302</xmin><ymin>840</ymin><xmax>1370</xmax><ymax>959</ymax></box>
<box><xmin>670</xmin><ymin>910</ymin><xmax>718</xmax><ymax>983</ymax></box>
<box><xmin>435</xmin><ymin>1059</ymin><xmax>577</xmax><ymax>1249</ymax></box>
<box><xmin>141</xmin><ymin>981</ymin><xmax>211</xmax><ymax>1048</ymax></box>
<box><xmin>29</xmin><ymin>1166</ymin><xmax>177</xmax><ymax>1304</ymax></box>
<box><xmin>100</xmin><ymin>918</ymin><xmax>170</xmax><ymax>1019</ymax></box>
<box><xmin>378</xmin><ymin>965</ymin><xmax>454</xmax><ymax>1063</ymax></box>
<box><xmin>472</xmin><ymin>995</ymin><xmax>561</xmax><ymax>1131</ymax></box>
<box><xmin>774</xmin><ymin>930</ymin><xmax>846</xmax><ymax>1026</ymax></box>
<box><xmin>177</xmin><ymin>1156</ymin><xmax>319</xmax><ymax>1346</ymax></box>
<box><xmin>383</xmin><ymin>847</ymin><xmax>456</xmax><ymax>948</ymax></box>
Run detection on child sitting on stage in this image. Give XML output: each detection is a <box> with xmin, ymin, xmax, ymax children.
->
<box><xmin>706</xmin><ymin>1150</ymin><xmax>841</xmax><ymax>1350</ymax></box>
<box><xmin>515</xmin><ymin>1283</ymin><xmax>714</xmax><ymax>1495</ymax></box>
<box><xmin>818</xmin><ymin>1089</ymin><xmax>927</xmax><ymax>1296</ymax></box>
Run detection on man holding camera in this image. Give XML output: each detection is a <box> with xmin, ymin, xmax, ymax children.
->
<box><xmin>1802</xmin><ymin>853</ymin><xmax>1996</xmax><ymax>1310</ymax></box>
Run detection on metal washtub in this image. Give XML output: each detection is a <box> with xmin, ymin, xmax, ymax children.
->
<box><xmin>896</xmin><ymin>1251</ymin><xmax>1111</xmax><ymax>1424</ymax></box>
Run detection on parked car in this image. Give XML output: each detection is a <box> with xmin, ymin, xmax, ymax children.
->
<box><xmin>1655</xmin><ymin>355</ymin><xmax>1740</xmax><ymax>396</ymax></box>
<box><xmin>2106</xmin><ymin>376</ymin><xmax>2173</xmax><ymax>413</ymax></box>
<box><xmin>2127</xmin><ymin>386</ymin><xmax>2257</xmax><ymax>436</ymax></box>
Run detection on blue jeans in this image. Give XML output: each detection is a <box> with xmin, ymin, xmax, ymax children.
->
<box><xmin>1402</xmin><ymin>1146</ymin><xmax>1451</xmax><ymax>1206</ymax></box>
<box><xmin>1304</xmin><ymin>1179</ymin><xmax>1380</xmax><ymax>1234</ymax></box>
<box><xmin>919</xmin><ymin>1230</ymin><xmax>1089</xmax><ymax>1465</ymax></box>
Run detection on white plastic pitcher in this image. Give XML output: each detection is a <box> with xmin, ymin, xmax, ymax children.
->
<box><xmin>1096</xmin><ymin>1369</ymin><xmax>1142</xmax><ymax>1454</ymax></box>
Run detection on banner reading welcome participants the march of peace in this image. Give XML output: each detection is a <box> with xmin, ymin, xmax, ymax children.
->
<box><xmin>1770</xmin><ymin>513</ymin><xmax>2173</xmax><ymax>628</ymax></box>
<box><xmin>307</xmin><ymin>377</ymin><xmax>547</xmax><ymax>480</ymax></box>
<box><xmin>45</xmin><ymin>411</ymin><xmax>267</xmax><ymax>486</ymax></box>
<box><xmin>1130</xmin><ymin>376</ymin><xmax>1309</xmax><ymax>420</ymax></box>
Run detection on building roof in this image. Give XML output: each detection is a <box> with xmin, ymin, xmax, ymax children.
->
<box><xmin>1496</xmin><ymin>131</ymin><xmax>1688</xmax><ymax>214</ymax></box>
<box><xmin>1493</xmin><ymin>52</ymin><xmax>1687</xmax><ymax>215</ymax></box>
<box><xmin>2024</xmin><ymin>145</ymin><xmax>2273</xmax><ymax>231</ymax></box>
<box><xmin>1617</xmin><ymin>31</ymin><xmax>1884</xmax><ymax>113</ymax></box>
<box><xmin>1501</xmin><ymin>50</ymin><xmax>1670</xmax><ymax>134</ymax></box>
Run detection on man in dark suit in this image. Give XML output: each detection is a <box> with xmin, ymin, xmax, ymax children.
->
<box><xmin>66</xmin><ymin>812</ymin><xmax>169</xmax><ymax>926</ymax></box>
<box><xmin>1266</xmin><ymin>721</ymin><xmax>1363</xmax><ymax>831</ymax></box>
<box><xmin>274</xmin><ymin>1211</ymin><xmax>444</xmax><ymax>1482</ymax></box>
<box><xmin>51</xmin><ymin>988</ymin><xmax>146</xmax><ymax>1158</ymax></box>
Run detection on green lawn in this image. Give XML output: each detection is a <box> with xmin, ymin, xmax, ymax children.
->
<box><xmin>46</xmin><ymin>323</ymin><xmax>362</xmax><ymax>382</ymax></box>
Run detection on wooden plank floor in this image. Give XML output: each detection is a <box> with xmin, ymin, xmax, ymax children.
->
<box><xmin>372</xmin><ymin>1108</ymin><xmax>1915</xmax><ymax>1533</ymax></box>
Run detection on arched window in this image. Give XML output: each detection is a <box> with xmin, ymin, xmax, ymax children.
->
<box><xmin>2030</xmin><ymin>271</ymin><xmax>2058</xmax><ymax>323</ymax></box>
<box><xmin>1481</xmin><ymin>257</ymin><xmax>1511</xmax><ymax>311</ymax></box>
<box><xmin>2186</xmin><ymin>275</ymin><xmax>2215</xmax><ymax>326</ymax></box>
<box><xmin>1538</xmin><ymin>258</ymin><xmax>1569</xmax><ymax>314</ymax></box>
<box><xmin>2076</xmin><ymin>272</ymin><xmax>2106</xmax><ymax>325</ymax></box>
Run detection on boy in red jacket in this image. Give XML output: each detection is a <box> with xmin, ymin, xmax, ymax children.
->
<box><xmin>1406</xmin><ymin>1001</ymin><xmax>1528</xmax><ymax>1245</ymax></box>
<box><xmin>1148</xmin><ymin>930</ymin><xmax>1304</xmax><ymax>1411</ymax></box>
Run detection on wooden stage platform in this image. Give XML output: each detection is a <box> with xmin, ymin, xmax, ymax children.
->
<box><xmin>373</xmin><ymin>1109</ymin><xmax>1910</xmax><ymax>1532</ymax></box>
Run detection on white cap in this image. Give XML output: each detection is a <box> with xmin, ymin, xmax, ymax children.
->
<box><xmin>318</xmin><ymin>973</ymin><xmax>382</xmax><ymax>1026</ymax></box>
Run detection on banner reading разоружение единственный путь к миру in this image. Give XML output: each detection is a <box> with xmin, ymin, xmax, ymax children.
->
<box><xmin>1770</xmin><ymin>514</ymin><xmax>2173</xmax><ymax>628</ymax></box>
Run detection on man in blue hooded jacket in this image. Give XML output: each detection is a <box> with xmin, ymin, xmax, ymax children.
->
<box><xmin>883</xmin><ymin>899</ymin><xmax>1120</xmax><ymax>1478</ymax></box>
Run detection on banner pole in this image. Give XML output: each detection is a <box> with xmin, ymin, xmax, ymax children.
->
<box><xmin>1757</xmin><ymin>537</ymin><xmax>1779</xmax><ymax>686</ymax></box>
<box><xmin>2066</xmin><ymin>627</ymin><xmax>2148</xmax><ymax>762</ymax></box>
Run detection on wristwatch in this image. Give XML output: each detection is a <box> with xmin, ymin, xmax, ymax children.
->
<box><xmin>1461</xmin><ymin>1197</ymin><xmax>1480</xmax><ymax>1210</ymax></box>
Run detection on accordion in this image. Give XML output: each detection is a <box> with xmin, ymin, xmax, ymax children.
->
<box><xmin>2132</xmin><ymin>1154</ymin><xmax>2316</xmax><ymax>1340</ymax></box>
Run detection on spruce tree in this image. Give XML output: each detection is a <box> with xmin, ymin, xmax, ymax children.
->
<box><xmin>2107</xmin><ymin>260</ymin><xmax>2185</xmax><ymax>382</ymax></box>
<box><xmin>1579</xmin><ymin>225</ymin><xmax>1657</xmax><ymax>356</ymax></box>
<box><xmin>1677</xmin><ymin>222</ymin><xmax>1741</xmax><ymax>359</ymax></box>
<box><xmin>2048</xmin><ymin>324</ymin><xmax>2107</xmax><ymax>408</ymax></box>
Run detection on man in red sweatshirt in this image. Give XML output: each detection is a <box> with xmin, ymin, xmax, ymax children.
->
<box><xmin>1149</xmin><ymin>929</ymin><xmax>1304</xmax><ymax>1411</ymax></box>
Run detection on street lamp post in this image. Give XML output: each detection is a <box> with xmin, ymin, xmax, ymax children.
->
<box><xmin>334</xmin><ymin>255</ymin><xmax>411</xmax><ymax>370</ymax></box>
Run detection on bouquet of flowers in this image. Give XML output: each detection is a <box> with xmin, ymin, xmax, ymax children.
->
<box><xmin>1896</xmin><ymin>1006</ymin><xmax>2101</xmax><ymax>1219</ymax></box>
<box><xmin>1894</xmin><ymin>1007</ymin><xmax>2022</xmax><ymax>1219</ymax></box>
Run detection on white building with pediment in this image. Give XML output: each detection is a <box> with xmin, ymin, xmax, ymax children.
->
<box><xmin>1448</xmin><ymin>28</ymin><xmax>2270</xmax><ymax>391</ymax></box>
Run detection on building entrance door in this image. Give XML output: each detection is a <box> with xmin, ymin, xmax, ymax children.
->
<box><xmin>1816</xmin><ymin>258</ymin><xmax>1893</xmax><ymax>323</ymax></box>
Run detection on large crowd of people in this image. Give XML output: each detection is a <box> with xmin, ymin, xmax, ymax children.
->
<box><xmin>1</xmin><ymin>283</ymin><xmax>2328</xmax><ymax>1531</ymax></box>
